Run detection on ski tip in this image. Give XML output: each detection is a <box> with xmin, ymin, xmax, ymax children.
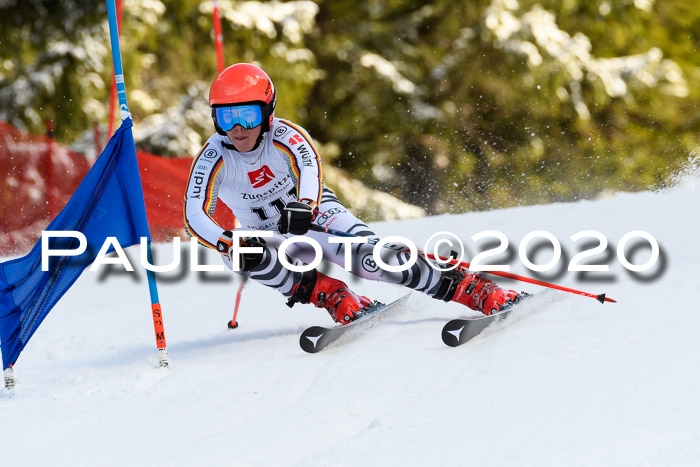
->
<box><xmin>227</xmin><ymin>320</ymin><xmax>239</xmax><ymax>329</ymax></box>
<box><xmin>441</xmin><ymin>322</ymin><xmax>465</xmax><ymax>348</ymax></box>
<box><xmin>299</xmin><ymin>326</ymin><xmax>327</xmax><ymax>353</ymax></box>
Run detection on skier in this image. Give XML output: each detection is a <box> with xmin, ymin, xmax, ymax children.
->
<box><xmin>184</xmin><ymin>63</ymin><xmax>522</xmax><ymax>324</ymax></box>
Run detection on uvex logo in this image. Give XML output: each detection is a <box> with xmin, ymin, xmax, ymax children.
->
<box><xmin>248</xmin><ymin>165</ymin><xmax>275</xmax><ymax>188</ymax></box>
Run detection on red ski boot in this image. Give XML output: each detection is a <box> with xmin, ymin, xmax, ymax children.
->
<box><xmin>433</xmin><ymin>268</ymin><xmax>521</xmax><ymax>315</ymax></box>
<box><xmin>287</xmin><ymin>270</ymin><xmax>373</xmax><ymax>324</ymax></box>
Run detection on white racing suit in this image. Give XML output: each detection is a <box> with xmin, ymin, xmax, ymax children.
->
<box><xmin>184</xmin><ymin>118</ymin><xmax>443</xmax><ymax>298</ymax></box>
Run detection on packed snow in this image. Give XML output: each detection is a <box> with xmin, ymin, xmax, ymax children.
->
<box><xmin>1</xmin><ymin>179</ymin><xmax>699</xmax><ymax>466</ymax></box>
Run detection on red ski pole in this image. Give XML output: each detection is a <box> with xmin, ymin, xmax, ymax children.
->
<box><xmin>309</xmin><ymin>224</ymin><xmax>616</xmax><ymax>304</ymax></box>
<box><xmin>228</xmin><ymin>273</ymin><xmax>249</xmax><ymax>329</ymax></box>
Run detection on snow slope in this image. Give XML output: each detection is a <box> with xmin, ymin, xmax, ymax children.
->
<box><xmin>1</xmin><ymin>180</ymin><xmax>699</xmax><ymax>467</ymax></box>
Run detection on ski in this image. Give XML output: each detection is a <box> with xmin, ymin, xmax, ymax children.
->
<box><xmin>441</xmin><ymin>291</ymin><xmax>548</xmax><ymax>347</ymax></box>
<box><xmin>299</xmin><ymin>293</ymin><xmax>411</xmax><ymax>353</ymax></box>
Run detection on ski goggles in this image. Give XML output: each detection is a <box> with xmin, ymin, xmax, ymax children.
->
<box><xmin>215</xmin><ymin>104</ymin><xmax>263</xmax><ymax>131</ymax></box>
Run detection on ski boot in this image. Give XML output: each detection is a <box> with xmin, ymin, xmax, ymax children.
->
<box><xmin>287</xmin><ymin>270</ymin><xmax>373</xmax><ymax>324</ymax></box>
<box><xmin>433</xmin><ymin>267</ymin><xmax>522</xmax><ymax>315</ymax></box>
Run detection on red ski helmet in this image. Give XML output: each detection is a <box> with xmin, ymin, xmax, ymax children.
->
<box><xmin>209</xmin><ymin>63</ymin><xmax>276</xmax><ymax>135</ymax></box>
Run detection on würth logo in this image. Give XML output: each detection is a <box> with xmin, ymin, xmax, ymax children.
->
<box><xmin>248</xmin><ymin>165</ymin><xmax>275</xmax><ymax>188</ymax></box>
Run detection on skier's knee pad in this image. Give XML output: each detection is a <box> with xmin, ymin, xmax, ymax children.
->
<box><xmin>286</xmin><ymin>269</ymin><xmax>318</xmax><ymax>308</ymax></box>
<box><xmin>432</xmin><ymin>268</ymin><xmax>466</xmax><ymax>302</ymax></box>
<box><xmin>239</xmin><ymin>236</ymin><xmax>267</xmax><ymax>272</ymax></box>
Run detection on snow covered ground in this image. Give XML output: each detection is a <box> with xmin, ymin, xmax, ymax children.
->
<box><xmin>1</xmin><ymin>178</ymin><xmax>699</xmax><ymax>466</ymax></box>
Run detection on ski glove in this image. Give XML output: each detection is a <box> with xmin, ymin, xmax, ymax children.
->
<box><xmin>277</xmin><ymin>200</ymin><xmax>315</xmax><ymax>235</ymax></box>
<box><xmin>217</xmin><ymin>230</ymin><xmax>266</xmax><ymax>272</ymax></box>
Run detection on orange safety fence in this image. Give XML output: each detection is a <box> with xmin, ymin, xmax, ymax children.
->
<box><xmin>0</xmin><ymin>121</ymin><xmax>235</xmax><ymax>256</ymax></box>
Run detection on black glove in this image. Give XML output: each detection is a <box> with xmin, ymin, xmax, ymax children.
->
<box><xmin>277</xmin><ymin>200</ymin><xmax>315</xmax><ymax>235</ymax></box>
<box><xmin>217</xmin><ymin>231</ymin><xmax>266</xmax><ymax>271</ymax></box>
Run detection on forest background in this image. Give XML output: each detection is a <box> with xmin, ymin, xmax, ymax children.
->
<box><xmin>1</xmin><ymin>0</ymin><xmax>698</xmax><ymax>217</ymax></box>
